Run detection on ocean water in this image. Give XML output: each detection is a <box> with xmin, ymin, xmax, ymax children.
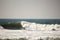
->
<box><xmin>0</xmin><ymin>19</ymin><xmax>60</xmax><ymax>40</ymax></box>
<box><xmin>0</xmin><ymin>19</ymin><xmax>60</xmax><ymax>24</ymax></box>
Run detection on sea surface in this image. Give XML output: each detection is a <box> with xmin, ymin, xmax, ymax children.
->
<box><xmin>0</xmin><ymin>19</ymin><xmax>60</xmax><ymax>24</ymax></box>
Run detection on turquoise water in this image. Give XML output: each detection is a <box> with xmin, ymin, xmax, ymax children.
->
<box><xmin>0</xmin><ymin>19</ymin><xmax>60</xmax><ymax>24</ymax></box>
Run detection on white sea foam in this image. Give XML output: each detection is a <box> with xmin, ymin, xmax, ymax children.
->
<box><xmin>0</xmin><ymin>21</ymin><xmax>60</xmax><ymax>40</ymax></box>
<box><xmin>0</xmin><ymin>25</ymin><xmax>4</xmax><ymax>29</ymax></box>
<box><xmin>21</xmin><ymin>21</ymin><xmax>60</xmax><ymax>31</ymax></box>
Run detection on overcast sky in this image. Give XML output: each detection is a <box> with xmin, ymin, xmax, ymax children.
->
<box><xmin>0</xmin><ymin>0</ymin><xmax>60</xmax><ymax>19</ymax></box>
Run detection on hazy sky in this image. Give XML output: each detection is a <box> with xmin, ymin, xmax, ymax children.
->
<box><xmin>0</xmin><ymin>0</ymin><xmax>60</xmax><ymax>19</ymax></box>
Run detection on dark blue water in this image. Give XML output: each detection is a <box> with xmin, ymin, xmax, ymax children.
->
<box><xmin>0</xmin><ymin>19</ymin><xmax>60</xmax><ymax>24</ymax></box>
